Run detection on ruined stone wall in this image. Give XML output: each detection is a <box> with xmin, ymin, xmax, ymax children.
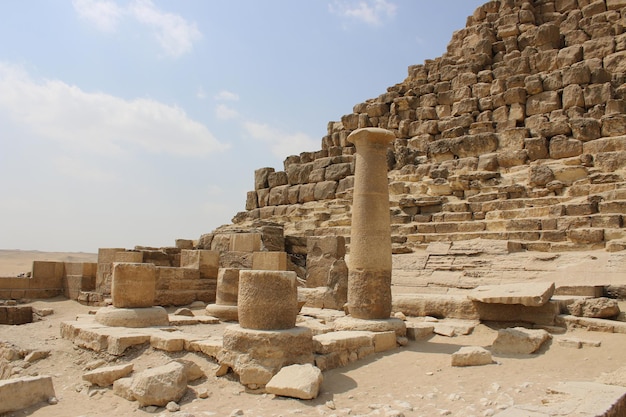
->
<box><xmin>233</xmin><ymin>0</ymin><xmax>626</xmax><ymax>253</ymax></box>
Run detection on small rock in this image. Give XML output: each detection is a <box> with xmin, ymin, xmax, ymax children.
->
<box><xmin>166</xmin><ymin>401</ymin><xmax>180</xmax><ymax>412</ymax></box>
<box><xmin>230</xmin><ymin>409</ymin><xmax>244</xmax><ymax>416</ymax></box>
<box><xmin>145</xmin><ymin>405</ymin><xmax>158</xmax><ymax>413</ymax></box>
<box><xmin>394</xmin><ymin>312</ymin><xmax>407</xmax><ymax>321</ymax></box>
<box><xmin>451</xmin><ymin>346</ymin><xmax>494</xmax><ymax>367</ymax></box>
<box><xmin>48</xmin><ymin>396</ymin><xmax>58</xmax><ymax>405</ymax></box>
<box><xmin>174</xmin><ymin>308</ymin><xmax>194</xmax><ymax>317</ymax></box>
<box><xmin>195</xmin><ymin>387</ymin><xmax>209</xmax><ymax>399</ymax></box>
<box><xmin>24</xmin><ymin>350</ymin><xmax>50</xmax><ymax>363</ymax></box>
<box><xmin>326</xmin><ymin>400</ymin><xmax>336</xmax><ymax>410</ymax></box>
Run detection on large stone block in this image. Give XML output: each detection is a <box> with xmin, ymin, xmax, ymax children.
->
<box><xmin>0</xmin><ymin>376</ymin><xmax>55</xmax><ymax>414</ymax></box>
<box><xmin>0</xmin><ymin>306</ymin><xmax>32</xmax><ymax>325</ymax></box>
<box><xmin>491</xmin><ymin>327</ymin><xmax>552</xmax><ymax>354</ymax></box>
<box><xmin>180</xmin><ymin>250</ymin><xmax>219</xmax><ymax>279</ymax></box>
<box><xmin>229</xmin><ymin>233</ymin><xmax>262</xmax><ymax>252</ymax></box>
<box><xmin>252</xmin><ymin>251</ymin><xmax>287</xmax><ymax>271</ymax></box>
<box><xmin>111</xmin><ymin>263</ymin><xmax>156</xmax><ymax>308</ymax></box>
<box><xmin>265</xmin><ymin>364</ymin><xmax>323</xmax><ymax>400</ymax></box>
<box><xmin>526</xmin><ymin>91</ymin><xmax>561</xmax><ymax>115</ymax></box>
<box><xmin>238</xmin><ymin>270</ymin><xmax>298</xmax><ymax>330</ymax></box>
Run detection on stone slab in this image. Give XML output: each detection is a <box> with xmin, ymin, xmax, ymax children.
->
<box><xmin>0</xmin><ymin>375</ymin><xmax>55</xmax><ymax>414</ymax></box>
<box><xmin>332</xmin><ymin>316</ymin><xmax>407</xmax><ymax>337</ymax></box>
<box><xmin>451</xmin><ymin>346</ymin><xmax>494</xmax><ymax>367</ymax></box>
<box><xmin>468</xmin><ymin>282</ymin><xmax>555</xmax><ymax>307</ymax></box>
<box><xmin>94</xmin><ymin>306</ymin><xmax>169</xmax><ymax>328</ymax></box>
<box><xmin>557</xmin><ymin>314</ymin><xmax>626</xmax><ymax>334</ymax></box>
<box><xmin>265</xmin><ymin>364</ymin><xmax>323</xmax><ymax>400</ymax></box>
<box><xmin>491</xmin><ymin>327</ymin><xmax>552</xmax><ymax>355</ymax></box>
<box><xmin>82</xmin><ymin>363</ymin><xmax>134</xmax><ymax>387</ymax></box>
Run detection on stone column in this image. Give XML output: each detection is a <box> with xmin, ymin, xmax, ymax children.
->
<box><xmin>347</xmin><ymin>127</ymin><xmax>395</xmax><ymax>319</ymax></box>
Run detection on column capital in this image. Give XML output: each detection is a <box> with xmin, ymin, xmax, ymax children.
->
<box><xmin>347</xmin><ymin>128</ymin><xmax>395</xmax><ymax>147</ymax></box>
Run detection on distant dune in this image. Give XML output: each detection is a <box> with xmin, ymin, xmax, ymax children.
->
<box><xmin>0</xmin><ymin>250</ymin><xmax>98</xmax><ymax>276</ymax></box>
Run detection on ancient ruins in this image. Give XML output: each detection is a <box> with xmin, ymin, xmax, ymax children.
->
<box><xmin>2</xmin><ymin>0</ymin><xmax>626</xmax><ymax>415</ymax></box>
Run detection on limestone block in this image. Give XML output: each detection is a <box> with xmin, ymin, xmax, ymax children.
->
<box><xmin>526</xmin><ymin>91</ymin><xmax>561</xmax><ymax>116</ymax></box>
<box><xmin>220</xmin><ymin>325</ymin><xmax>314</xmax><ymax>387</ymax></box>
<box><xmin>83</xmin><ymin>363</ymin><xmax>133</xmax><ymax>387</ymax></box>
<box><xmin>0</xmin><ymin>375</ymin><xmax>56</xmax><ymax>414</ymax></box>
<box><xmin>128</xmin><ymin>362</ymin><xmax>187</xmax><ymax>407</ymax></box>
<box><xmin>524</xmin><ymin>137</ymin><xmax>549</xmax><ymax>161</ymax></box>
<box><xmin>252</xmin><ymin>251</ymin><xmax>287</xmax><ymax>271</ymax></box>
<box><xmin>529</xmin><ymin>165</ymin><xmax>555</xmax><ymax>187</ymax></box>
<box><xmin>405</xmin><ymin>322</ymin><xmax>434</xmax><ymax>340</ymax></box>
<box><xmin>552</xmin><ymin>165</ymin><xmax>588</xmax><ymax>185</ymax></box>
<box><xmin>219</xmin><ymin>251</ymin><xmax>253</xmax><ymax>269</ymax></box>
<box><xmin>113</xmin><ymin>251</ymin><xmax>143</xmax><ymax>263</ymax></box>
<box><xmin>265</xmin><ymin>364</ymin><xmax>323</xmax><ymax>400</ymax></box>
<box><xmin>215</xmin><ymin>268</ymin><xmax>240</xmax><ymax>305</ymax></box>
<box><xmin>313</xmin><ymin>330</ymin><xmax>374</xmax><ymax>355</ymax></box>
<box><xmin>238</xmin><ymin>270</ymin><xmax>298</xmax><ymax>330</ymax></box>
<box><xmin>602</xmin><ymin>114</ymin><xmax>626</xmax><ymax>137</ymax></box>
<box><xmin>180</xmin><ymin>250</ymin><xmax>219</xmax><ymax>278</ymax></box>
<box><xmin>570</xmin><ymin>118</ymin><xmax>601</xmax><ymax>141</ymax></box>
<box><xmin>254</xmin><ymin>167</ymin><xmax>274</xmax><ymax>190</ymax></box>
<box><xmin>0</xmin><ymin>306</ymin><xmax>32</xmax><ymax>325</ymax></box>
<box><xmin>111</xmin><ymin>263</ymin><xmax>156</xmax><ymax>308</ymax></box>
<box><xmin>491</xmin><ymin>327</ymin><xmax>552</xmax><ymax>354</ymax></box>
<box><xmin>474</xmin><ymin>301</ymin><xmax>560</xmax><ymax>325</ymax></box>
<box><xmin>229</xmin><ymin>233</ymin><xmax>262</xmax><ymax>252</ymax></box>
<box><xmin>94</xmin><ymin>306</ymin><xmax>169</xmax><ymax>328</ymax></box>
<box><xmin>468</xmin><ymin>282</ymin><xmax>555</xmax><ymax>307</ymax></box>
<box><xmin>567</xmin><ymin>228</ymin><xmax>604</xmax><ymax>243</ymax></box>
<box><xmin>567</xmin><ymin>297</ymin><xmax>620</xmax><ymax>318</ymax></box>
<box><xmin>372</xmin><ymin>331</ymin><xmax>397</xmax><ymax>352</ymax></box>
<box><xmin>604</xmin><ymin>50</ymin><xmax>626</xmax><ymax>73</ymax></box>
<box><xmin>332</xmin><ymin>316</ymin><xmax>406</xmax><ymax>337</ymax></box>
<box><xmin>150</xmin><ymin>332</ymin><xmax>185</xmax><ymax>352</ymax></box>
<box><xmin>549</xmin><ymin>136</ymin><xmax>583</xmax><ymax>159</ymax></box>
<box><xmin>393</xmin><ymin>294</ymin><xmax>480</xmax><ymax>320</ymax></box>
<box><xmin>451</xmin><ymin>346</ymin><xmax>494</xmax><ymax>367</ymax></box>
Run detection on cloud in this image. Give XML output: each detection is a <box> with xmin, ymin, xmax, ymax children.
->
<box><xmin>53</xmin><ymin>155</ymin><xmax>118</xmax><ymax>183</ymax></box>
<box><xmin>72</xmin><ymin>0</ymin><xmax>123</xmax><ymax>32</ymax></box>
<box><xmin>329</xmin><ymin>0</ymin><xmax>397</xmax><ymax>26</ymax></box>
<box><xmin>72</xmin><ymin>0</ymin><xmax>201</xmax><ymax>58</ymax></box>
<box><xmin>214</xmin><ymin>90</ymin><xmax>240</xmax><ymax>101</ymax></box>
<box><xmin>0</xmin><ymin>64</ymin><xmax>228</xmax><ymax>157</ymax></box>
<box><xmin>243</xmin><ymin>121</ymin><xmax>319</xmax><ymax>160</ymax></box>
<box><xmin>215</xmin><ymin>104</ymin><xmax>240</xmax><ymax>120</ymax></box>
<box><xmin>129</xmin><ymin>0</ymin><xmax>202</xmax><ymax>58</ymax></box>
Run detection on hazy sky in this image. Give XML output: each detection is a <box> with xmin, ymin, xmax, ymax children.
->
<box><xmin>0</xmin><ymin>0</ymin><xmax>485</xmax><ymax>252</ymax></box>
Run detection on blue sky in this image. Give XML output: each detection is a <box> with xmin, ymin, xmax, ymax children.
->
<box><xmin>0</xmin><ymin>0</ymin><xmax>485</xmax><ymax>252</ymax></box>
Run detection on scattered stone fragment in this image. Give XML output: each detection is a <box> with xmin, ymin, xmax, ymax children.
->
<box><xmin>24</xmin><ymin>349</ymin><xmax>50</xmax><ymax>363</ymax></box>
<box><xmin>174</xmin><ymin>308</ymin><xmax>195</xmax><ymax>317</ymax></box>
<box><xmin>166</xmin><ymin>401</ymin><xmax>181</xmax><ymax>412</ymax></box>
<box><xmin>405</xmin><ymin>322</ymin><xmax>435</xmax><ymax>340</ymax></box>
<box><xmin>451</xmin><ymin>346</ymin><xmax>494</xmax><ymax>367</ymax></box>
<box><xmin>82</xmin><ymin>363</ymin><xmax>134</xmax><ymax>387</ymax></box>
<box><xmin>566</xmin><ymin>297</ymin><xmax>620</xmax><ymax>318</ymax></box>
<box><xmin>265</xmin><ymin>364</ymin><xmax>323</xmax><ymax>400</ymax></box>
<box><xmin>491</xmin><ymin>327</ymin><xmax>552</xmax><ymax>355</ymax></box>
<box><xmin>125</xmin><ymin>362</ymin><xmax>188</xmax><ymax>407</ymax></box>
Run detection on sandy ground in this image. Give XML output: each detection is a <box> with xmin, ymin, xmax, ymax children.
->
<box><xmin>1</xmin><ymin>249</ymin><xmax>626</xmax><ymax>417</ymax></box>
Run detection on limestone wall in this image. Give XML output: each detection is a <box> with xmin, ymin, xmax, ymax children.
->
<box><xmin>233</xmin><ymin>0</ymin><xmax>626</xmax><ymax>253</ymax></box>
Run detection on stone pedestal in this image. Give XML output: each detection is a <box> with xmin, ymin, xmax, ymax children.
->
<box><xmin>94</xmin><ymin>306</ymin><xmax>169</xmax><ymax>328</ymax></box>
<box><xmin>238</xmin><ymin>270</ymin><xmax>298</xmax><ymax>330</ymax></box>
<box><xmin>219</xmin><ymin>269</ymin><xmax>313</xmax><ymax>388</ymax></box>
<box><xmin>346</xmin><ymin>128</ymin><xmax>395</xmax><ymax>319</ymax></box>
<box><xmin>111</xmin><ymin>263</ymin><xmax>156</xmax><ymax>308</ymax></box>
<box><xmin>205</xmin><ymin>268</ymin><xmax>240</xmax><ymax>321</ymax></box>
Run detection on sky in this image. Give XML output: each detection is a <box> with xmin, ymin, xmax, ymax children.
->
<box><xmin>0</xmin><ymin>0</ymin><xmax>486</xmax><ymax>253</ymax></box>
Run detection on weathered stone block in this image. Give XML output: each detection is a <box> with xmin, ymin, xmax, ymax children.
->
<box><xmin>0</xmin><ymin>376</ymin><xmax>55</xmax><ymax>414</ymax></box>
<box><xmin>491</xmin><ymin>327</ymin><xmax>552</xmax><ymax>354</ymax></box>
<box><xmin>254</xmin><ymin>167</ymin><xmax>274</xmax><ymax>190</ymax></box>
<box><xmin>549</xmin><ymin>136</ymin><xmax>583</xmax><ymax>159</ymax></box>
<box><xmin>526</xmin><ymin>91</ymin><xmax>561</xmax><ymax>116</ymax></box>
<box><xmin>252</xmin><ymin>251</ymin><xmax>287</xmax><ymax>271</ymax></box>
<box><xmin>229</xmin><ymin>233</ymin><xmax>262</xmax><ymax>252</ymax></box>
<box><xmin>238</xmin><ymin>270</ymin><xmax>298</xmax><ymax>330</ymax></box>
<box><xmin>451</xmin><ymin>346</ymin><xmax>494</xmax><ymax>367</ymax></box>
<box><xmin>111</xmin><ymin>263</ymin><xmax>156</xmax><ymax>308</ymax></box>
<box><xmin>265</xmin><ymin>364</ymin><xmax>323</xmax><ymax>400</ymax></box>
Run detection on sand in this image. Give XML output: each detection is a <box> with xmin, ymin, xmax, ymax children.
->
<box><xmin>1</xmin><ymin>249</ymin><xmax>626</xmax><ymax>417</ymax></box>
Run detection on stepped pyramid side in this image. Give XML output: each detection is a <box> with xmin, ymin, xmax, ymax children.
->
<box><xmin>224</xmin><ymin>0</ymin><xmax>626</xmax><ymax>254</ymax></box>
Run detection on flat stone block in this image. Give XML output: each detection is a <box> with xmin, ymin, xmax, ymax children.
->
<box><xmin>491</xmin><ymin>327</ymin><xmax>552</xmax><ymax>355</ymax></box>
<box><xmin>205</xmin><ymin>304</ymin><xmax>238</xmax><ymax>322</ymax></box>
<box><xmin>252</xmin><ymin>251</ymin><xmax>288</xmax><ymax>271</ymax></box>
<box><xmin>332</xmin><ymin>316</ymin><xmax>407</xmax><ymax>337</ymax></box>
<box><xmin>0</xmin><ymin>306</ymin><xmax>32</xmax><ymax>325</ymax></box>
<box><xmin>150</xmin><ymin>333</ymin><xmax>185</xmax><ymax>352</ymax></box>
<box><xmin>468</xmin><ymin>282</ymin><xmax>555</xmax><ymax>307</ymax></box>
<box><xmin>0</xmin><ymin>375</ymin><xmax>55</xmax><ymax>414</ymax></box>
<box><xmin>83</xmin><ymin>363</ymin><xmax>134</xmax><ymax>387</ymax></box>
<box><xmin>393</xmin><ymin>293</ymin><xmax>480</xmax><ymax>320</ymax></box>
<box><xmin>106</xmin><ymin>331</ymin><xmax>151</xmax><ymax>356</ymax></box>
<box><xmin>266</xmin><ymin>364</ymin><xmax>323</xmax><ymax>400</ymax></box>
<box><xmin>187</xmin><ymin>339</ymin><xmax>223</xmax><ymax>359</ymax></box>
<box><xmin>451</xmin><ymin>346</ymin><xmax>494</xmax><ymax>367</ymax></box>
<box><xmin>313</xmin><ymin>330</ymin><xmax>374</xmax><ymax>354</ymax></box>
<box><xmin>372</xmin><ymin>331</ymin><xmax>397</xmax><ymax>352</ymax></box>
<box><xmin>405</xmin><ymin>322</ymin><xmax>435</xmax><ymax>340</ymax></box>
<box><xmin>474</xmin><ymin>300</ymin><xmax>560</xmax><ymax>325</ymax></box>
<box><xmin>94</xmin><ymin>306</ymin><xmax>169</xmax><ymax>328</ymax></box>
